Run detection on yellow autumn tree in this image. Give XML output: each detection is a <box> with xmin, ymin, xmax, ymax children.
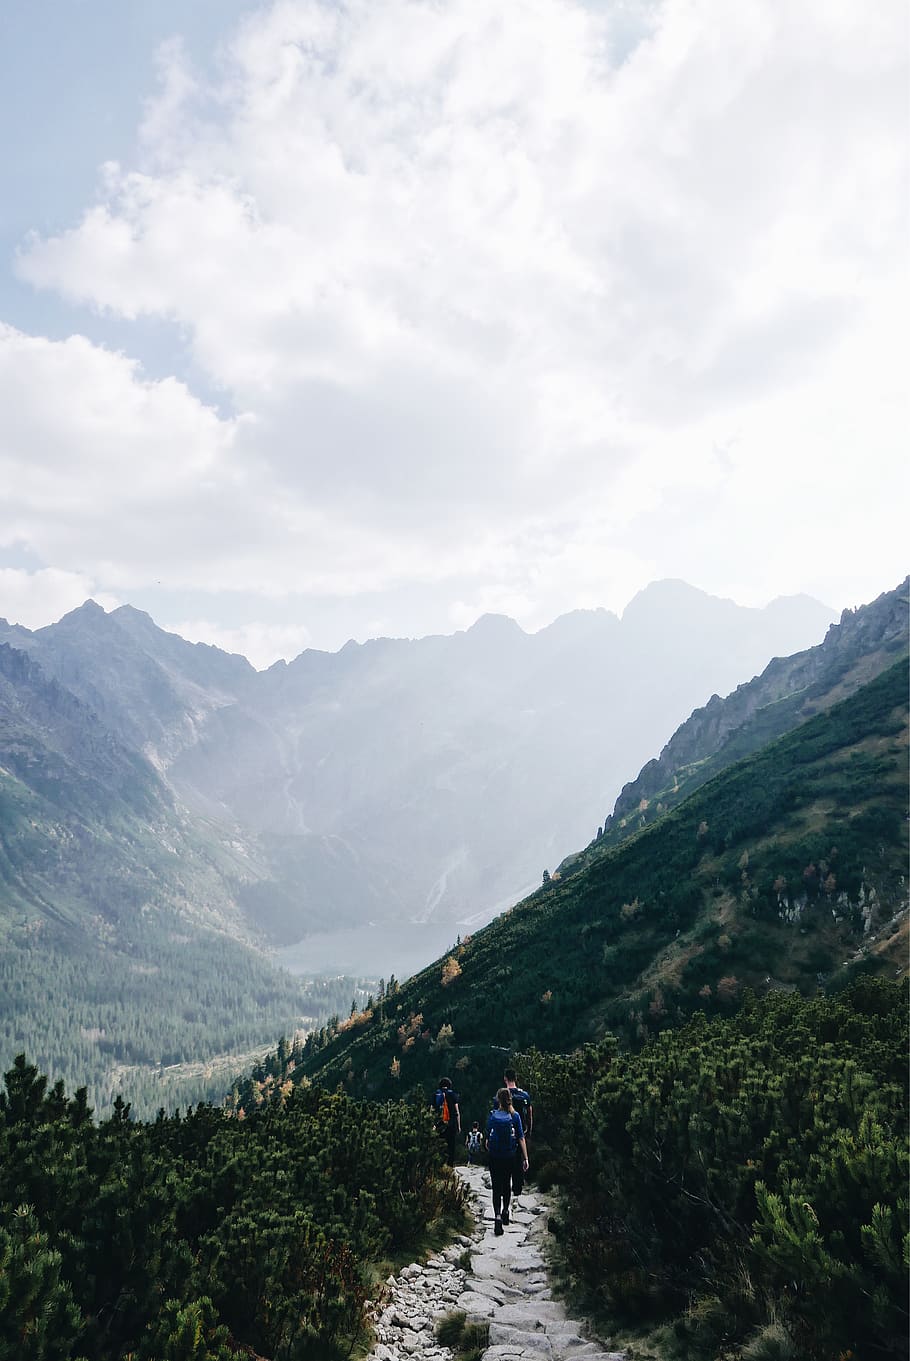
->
<box><xmin>441</xmin><ymin>956</ymin><xmax>462</xmax><ymax>986</ymax></box>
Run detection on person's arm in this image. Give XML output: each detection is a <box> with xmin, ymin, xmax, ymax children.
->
<box><xmin>454</xmin><ymin>1100</ymin><xmax>461</xmax><ymax>1133</ymax></box>
<box><xmin>526</xmin><ymin>1099</ymin><xmax>533</xmax><ymax>1138</ymax></box>
<box><xmin>514</xmin><ymin>1114</ymin><xmax>529</xmax><ymax>1170</ymax></box>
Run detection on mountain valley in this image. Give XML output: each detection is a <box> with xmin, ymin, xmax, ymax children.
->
<box><xmin>0</xmin><ymin>579</ymin><xmax>904</xmax><ymax>1113</ymax></box>
<box><xmin>298</xmin><ymin>654</ymin><xmax>909</xmax><ymax>1105</ymax></box>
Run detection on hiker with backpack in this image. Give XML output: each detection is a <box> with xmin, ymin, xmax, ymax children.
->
<box><xmin>432</xmin><ymin>1076</ymin><xmax>461</xmax><ymax>1164</ymax></box>
<box><xmin>501</xmin><ymin>1067</ymin><xmax>533</xmax><ymax>1203</ymax></box>
<box><xmin>465</xmin><ymin>1121</ymin><xmax>483</xmax><ymax>1164</ymax></box>
<box><xmin>485</xmin><ymin>1087</ymin><xmax>529</xmax><ymax>1236</ymax></box>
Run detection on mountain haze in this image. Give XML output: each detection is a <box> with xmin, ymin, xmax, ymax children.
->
<box><xmin>561</xmin><ymin>575</ymin><xmax>910</xmax><ymax>875</ymax></box>
<box><xmin>0</xmin><ymin>582</ymin><xmax>837</xmax><ymax>958</ymax></box>
<box><xmin>299</xmin><ymin>657</ymin><xmax>909</xmax><ymax>1107</ymax></box>
<box><xmin>1</xmin><ymin>578</ymin><xmax>904</xmax><ymax>1110</ymax></box>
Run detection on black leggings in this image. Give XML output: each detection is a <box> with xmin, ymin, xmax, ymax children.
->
<box><xmin>511</xmin><ymin>1148</ymin><xmax>525</xmax><ymax>1197</ymax></box>
<box><xmin>490</xmin><ymin>1158</ymin><xmax>513</xmax><ymax>1217</ymax></box>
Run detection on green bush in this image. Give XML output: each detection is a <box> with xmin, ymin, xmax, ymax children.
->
<box><xmin>526</xmin><ymin>981</ymin><xmax>908</xmax><ymax>1360</ymax></box>
<box><xmin>0</xmin><ymin>1057</ymin><xmax>461</xmax><ymax>1360</ymax></box>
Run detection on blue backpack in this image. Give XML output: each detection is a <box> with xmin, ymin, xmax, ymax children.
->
<box><xmin>487</xmin><ymin>1109</ymin><xmax>517</xmax><ymax>1158</ymax></box>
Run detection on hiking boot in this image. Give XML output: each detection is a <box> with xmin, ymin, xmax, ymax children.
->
<box><xmin>501</xmin><ymin>1209</ymin><xmax>510</xmax><ymax>1226</ymax></box>
<box><xmin>494</xmin><ymin>1216</ymin><xmax>503</xmax><ymax>1237</ymax></box>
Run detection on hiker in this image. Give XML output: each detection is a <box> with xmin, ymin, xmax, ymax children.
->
<box><xmin>465</xmin><ymin>1120</ymin><xmax>483</xmax><ymax>1164</ymax></box>
<box><xmin>432</xmin><ymin>1076</ymin><xmax>461</xmax><ymax>1164</ymax></box>
<box><xmin>502</xmin><ymin>1067</ymin><xmax>533</xmax><ymax>1203</ymax></box>
<box><xmin>485</xmin><ymin>1087</ymin><xmax>529</xmax><ymax>1236</ymax></box>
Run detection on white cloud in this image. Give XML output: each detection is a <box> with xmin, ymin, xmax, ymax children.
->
<box><xmin>0</xmin><ymin>323</ymin><xmax>251</xmax><ymax>586</ymax></box>
<box><xmin>168</xmin><ymin>617</ymin><xmax>313</xmax><ymax>669</ymax></box>
<box><xmin>7</xmin><ymin>0</ymin><xmax>909</xmax><ymax>637</ymax></box>
<box><xmin>0</xmin><ymin>568</ymin><xmax>119</xmax><ymax>629</ymax></box>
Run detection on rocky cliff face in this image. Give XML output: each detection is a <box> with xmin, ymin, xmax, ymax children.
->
<box><xmin>0</xmin><ymin>639</ymin><xmax>257</xmax><ymax>937</ymax></box>
<box><xmin>591</xmin><ymin>577</ymin><xmax>908</xmax><ymax>855</ymax></box>
<box><xmin>0</xmin><ymin>641</ymin><xmax>164</xmax><ymax>818</ymax></box>
<box><xmin>0</xmin><ymin>601</ymin><xmax>256</xmax><ymax>765</ymax></box>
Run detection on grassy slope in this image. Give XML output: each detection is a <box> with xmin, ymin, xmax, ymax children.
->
<box><xmin>302</xmin><ymin>659</ymin><xmax>908</xmax><ymax>1114</ymax></box>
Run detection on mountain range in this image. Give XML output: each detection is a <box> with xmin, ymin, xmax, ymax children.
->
<box><xmin>0</xmin><ymin>575</ymin><xmax>906</xmax><ymax>1107</ymax></box>
<box><xmin>0</xmin><ymin>581</ymin><xmax>838</xmax><ymax>945</ymax></box>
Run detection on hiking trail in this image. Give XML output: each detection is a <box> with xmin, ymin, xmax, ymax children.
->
<box><xmin>366</xmin><ymin>1162</ymin><xmax>628</xmax><ymax>1360</ymax></box>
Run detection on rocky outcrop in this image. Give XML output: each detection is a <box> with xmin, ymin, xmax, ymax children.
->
<box><xmin>579</xmin><ymin>577</ymin><xmax>909</xmax><ymax>862</ymax></box>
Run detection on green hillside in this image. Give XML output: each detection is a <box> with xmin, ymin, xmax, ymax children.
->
<box><xmin>0</xmin><ymin>644</ymin><xmax>372</xmax><ymax>1114</ymax></box>
<box><xmin>299</xmin><ymin>658</ymin><xmax>908</xmax><ymax>1111</ymax></box>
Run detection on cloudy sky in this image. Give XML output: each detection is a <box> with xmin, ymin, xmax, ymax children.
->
<box><xmin>0</xmin><ymin>0</ymin><xmax>906</xmax><ymax>666</ymax></box>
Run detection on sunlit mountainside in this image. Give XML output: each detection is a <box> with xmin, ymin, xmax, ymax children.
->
<box><xmin>0</xmin><ymin>579</ymin><xmax>904</xmax><ymax>1113</ymax></box>
<box><xmin>297</xmin><ymin>655</ymin><xmax>908</xmax><ymax>1107</ymax></box>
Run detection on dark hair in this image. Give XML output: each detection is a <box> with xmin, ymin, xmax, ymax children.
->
<box><xmin>503</xmin><ymin>1068</ymin><xmax>517</xmax><ymax>1083</ymax></box>
<box><xmin>439</xmin><ymin>1077</ymin><xmax>452</xmax><ymax>1089</ymax></box>
<box><xmin>496</xmin><ymin>1087</ymin><xmax>513</xmax><ymax>1112</ymax></box>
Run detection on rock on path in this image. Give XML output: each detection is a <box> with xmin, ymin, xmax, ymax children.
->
<box><xmin>365</xmin><ymin>1164</ymin><xmax>627</xmax><ymax>1361</ymax></box>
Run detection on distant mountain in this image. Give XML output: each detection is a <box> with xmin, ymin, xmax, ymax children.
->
<box><xmin>0</xmin><ymin>600</ymin><xmax>256</xmax><ymax>761</ymax></box>
<box><xmin>0</xmin><ymin>641</ymin><xmax>161</xmax><ymax>825</ymax></box>
<box><xmin>0</xmin><ymin>578</ymin><xmax>901</xmax><ymax>1109</ymax></box>
<box><xmin>0</xmin><ymin>639</ymin><xmax>347</xmax><ymax>1112</ymax></box>
<box><xmin>299</xmin><ymin>658</ymin><xmax>909</xmax><ymax>1109</ymax></box>
<box><xmin>0</xmin><ymin>581</ymin><xmax>837</xmax><ymax>949</ymax></box>
<box><xmin>560</xmin><ymin>576</ymin><xmax>909</xmax><ymax>876</ymax></box>
<box><xmin>0</xmin><ymin>633</ymin><xmax>295</xmax><ymax>940</ymax></box>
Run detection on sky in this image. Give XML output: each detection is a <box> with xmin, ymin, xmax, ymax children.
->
<box><xmin>0</xmin><ymin>0</ymin><xmax>907</xmax><ymax>668</ymax></box>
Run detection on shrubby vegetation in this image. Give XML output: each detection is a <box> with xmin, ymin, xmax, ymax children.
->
<box><xmin>521</xmin><ymin>978</ymin><xmax>908</xmax><ymax>1360</ymax></box>
<box><xmin>0</xmin><ymin>1055</ymin><xmax>466</xmax><ymax>1360</ymax></box>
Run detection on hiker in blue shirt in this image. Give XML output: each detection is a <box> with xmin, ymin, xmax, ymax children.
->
<box><xmin>485</xmin><ymin>1087</ymin><xmax>528</xmax><ymax>1236</ymax></box>
<box><xmin>502</xmin><ymin>1067</ymin><xmax>533</xmax><ymax>1203</ymax></box>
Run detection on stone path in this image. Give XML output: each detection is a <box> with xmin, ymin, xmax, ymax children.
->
<box><xmin>366</xmin><ymin>1164</ymin><xmax>627</xmax><ymax>1360</ymax></box>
